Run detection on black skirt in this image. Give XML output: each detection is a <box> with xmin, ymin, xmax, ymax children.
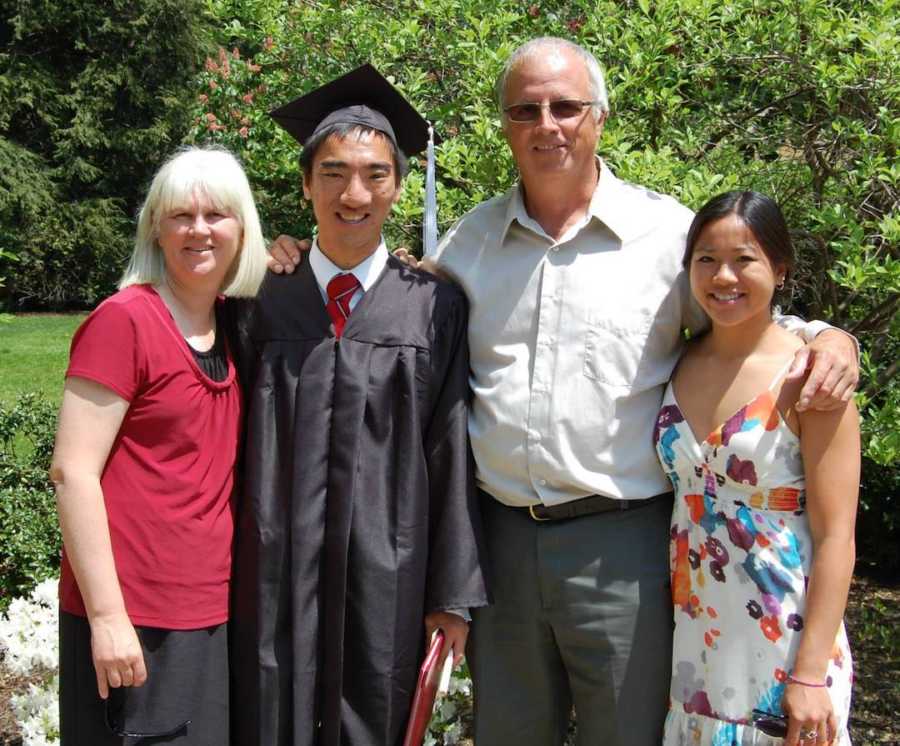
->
<box><xmin>59</xmin><ymin>611</ymin><xmax>228</xmax><ymax>745</ymax></box>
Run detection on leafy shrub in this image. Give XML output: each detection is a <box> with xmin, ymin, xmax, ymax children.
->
<box><xmin>193</xmin><ymin>0</ymin><xmax>898</xmax><ymax>562</ymax></box>
<box><xmin>0</xmin><ymin>578</ymin><xmax>60</xmax><ymax>744</ymax></box>
<box><xmin>856</xmin><ymin>458</ymin><xmax>900</xmax><ymax>576</ymax></box>
<box><xmin>0</xmin><ymin>0</ymin><xmax>214</xmax><ymax>310</ymax></box>
<box><xmin>0</xmin><ymin>395</ymin><xmax>61</xmax><ymax>611</ymax></box>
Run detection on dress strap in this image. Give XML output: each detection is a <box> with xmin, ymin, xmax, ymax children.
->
<box><xmin>767</xmin><ymin>358</ymin><xmax>797</xmax><ymax>391</ymax></box>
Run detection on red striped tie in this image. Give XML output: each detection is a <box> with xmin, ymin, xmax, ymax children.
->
<box><xmin>326</xmin><ymin>273</ymin><xmax>361</xmax><ymax>338</ymax></box>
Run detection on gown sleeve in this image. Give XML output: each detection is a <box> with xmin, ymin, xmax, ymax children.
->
<box><xmin>422</xmin><ymin>288</ymin><xmax>491</xmax><ymax>613</ymax></box>
<box><xmin>222</xmin><ymin>296</ymin><xmax>262</xmax><ymax>393</ymax></box>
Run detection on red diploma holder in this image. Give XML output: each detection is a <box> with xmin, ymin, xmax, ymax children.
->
<box><xmin>402</xmin><ymin>630</ymin><xmax>448</xmax><ymax>746</ymax></box>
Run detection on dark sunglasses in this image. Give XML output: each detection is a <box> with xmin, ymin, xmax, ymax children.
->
<box><xmin>751</xmin><ymin>708</ymin><xmax>788</xmax><ymax>738</ymax></box>
<box><xmin>503</xmin><ymin>99</ymin><xmax>598</xmax><ymax>122</ymax></box>
<box><xmin>104</xmin><ymin>695</ymin><xmax>191</xmax><ymax>740</ymax></box>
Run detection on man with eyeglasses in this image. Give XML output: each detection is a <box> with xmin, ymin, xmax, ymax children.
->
<box><xmin>419</xmin><ymin>36</ymin><xmax>858</xmax><ymax>745</ymax></box>
<box><xmin>269</xmin><ymin>36</ymin><xmax>858</xmax><ymax>745</ymax></box>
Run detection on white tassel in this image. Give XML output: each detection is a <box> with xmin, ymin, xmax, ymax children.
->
<box><xmin>423</xmin><ymin>123</ymin><xmax>438</xmax><ymax>257</ymax></box>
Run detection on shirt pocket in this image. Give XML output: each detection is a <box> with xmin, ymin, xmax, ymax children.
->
<box><xmin>583</xmin><ymin>312</ymin><xmax>675</xmax><ymax>391</ymax></box>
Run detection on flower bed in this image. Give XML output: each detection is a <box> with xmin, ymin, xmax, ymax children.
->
<box><xmin>0</xmin><ymin>579</ymin><xmax>59</xmax><ymax>745</ymax></box>
<box><xmin>0</xmin><ymin>578</ymin><xmax>472</xmax><ymax>745</ymax></box>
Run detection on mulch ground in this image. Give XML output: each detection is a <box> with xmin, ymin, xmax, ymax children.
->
<box><xmin>845</xmin><ymin>572</ymin><xmax>900</xmax><ymax>744</ymax></box>
<box><xmin>1</xmin><ymin>574</ymin><xmax>896</xmax><ymax>745</ymax></box>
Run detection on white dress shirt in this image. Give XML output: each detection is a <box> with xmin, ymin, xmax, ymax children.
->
<box><xmin>429</xmin><ymin>160</ymin><xmax>830</xmax><ymax>508</ymax></box>
<box><xmin>308</xmin><ymin>238</ymin><xmax>389</xmax><ymax>307</ymax></box>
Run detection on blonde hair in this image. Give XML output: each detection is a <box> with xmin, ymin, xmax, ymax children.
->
<box><xmin>120</xmin><ymin>146</ymin><xmax>267</xmax><ymax>297</ymax></box>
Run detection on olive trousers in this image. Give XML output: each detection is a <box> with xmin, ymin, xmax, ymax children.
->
<box><xmin>468</xmin><ymin>491</ymin><xmax>674</xmax><ymax>746</ymax></box>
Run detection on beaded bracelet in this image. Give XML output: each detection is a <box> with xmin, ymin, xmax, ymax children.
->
<box><xmin>787</xmin><ymin>674</ymin><xmax>827</xmax><ymax>688</ymax></box>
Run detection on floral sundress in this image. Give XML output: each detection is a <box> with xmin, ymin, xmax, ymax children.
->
<box><xmin>653</xmin><ymin>362</ymin><xmax>853</xmax><ymax>745</ymax></box>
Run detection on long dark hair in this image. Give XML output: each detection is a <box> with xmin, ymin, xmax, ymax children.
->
<box><xmin>684</xmin><ymin>191</ymin><xmax>795</xmax><ymax>285</ymax></box>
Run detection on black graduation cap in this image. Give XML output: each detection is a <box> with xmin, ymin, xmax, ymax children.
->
<box><xmin>270</xmin><ymin>64</ymin><xmax>440</xmax><ymax>253</ymax></box>
<box><xmin>270</xmin><ymin>64</ymin><xmax>433</xmax><ymax>156</ymax></box>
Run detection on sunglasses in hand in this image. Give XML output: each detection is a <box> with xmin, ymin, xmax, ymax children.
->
<box><xmin>751</xmin><ymin>708</ymin><xmax>788</xmax><ymax>738</ymax></box>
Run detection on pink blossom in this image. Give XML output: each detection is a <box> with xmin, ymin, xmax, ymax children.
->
<box><xmin>264</xmin><ymin>36</ymin><xmax>274</xmax><ymax>51</ymax></box>
<box><xmin>198</xmin><ymin>94</ymin><xmax>209</xmax><ymax>104</ymax></box>
<box><xmin>205</xmin><ymin>58</ymin><xmax>218</xmax><ymax>73</ymax></box>
<box><xmin>239</xmin><ymin>126</ymin><xmax>249</xmax><ymax>138</ymax></box>
<box><xmin>210</xmin><ymin>80</ymin><xmax>219</xmax><ymax>90</ymax></box>
<box><xmin>242</xmin><ymin>93</ymin><xmax>254</xmax><ymax>104</ymax></box>
<box><xmin>232</xmin><ymin>47</ymin><xmax>241</xmax><ymax>59</ymax></box>
<box><xmin>248</xmin><ymin>63</ymin><xmax>261</xmax><ymax>73</ymax></box>
<box><xmin>206</xmin><ymin>112</ymin><xmax>218</xmax><ymax>122</ymax></box>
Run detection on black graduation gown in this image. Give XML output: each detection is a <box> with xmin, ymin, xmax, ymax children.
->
<box><xmin>229</xmin><ymin>256</ymin><xmax>490</xmax><ymax>746</ymax></box>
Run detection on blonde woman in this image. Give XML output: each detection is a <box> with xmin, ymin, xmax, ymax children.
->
<box><xmin>51</xmin><ymin>147</ymin><xmax>266</xmax><ymax>745</ymax></box>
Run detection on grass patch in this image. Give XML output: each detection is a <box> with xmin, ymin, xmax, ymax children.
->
<box><xmin>0</xmin><ymin>314</ymin><xmax>85</xmax><ymax>406</ymax></box>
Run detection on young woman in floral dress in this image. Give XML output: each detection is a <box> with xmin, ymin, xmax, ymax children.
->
<box><xmin>654</xmin><ymin>191</ymin><xmax>857</xmax><ymax>746</ymax></box>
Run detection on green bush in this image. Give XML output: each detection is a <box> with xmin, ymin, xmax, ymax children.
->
<box><xmin>193</xmin><ymin>0</ymin><xmax>898</xmax><ymax>558</ymax></box>
<box><xmin>857</xmin><ymin>458</ymin><xmax>900</xmax><ymax>576</ymax></box>
<box><xmin>0</xmin><ymin>0</ymin><xmax>895</xmax><ymax>578</ymax></box>
<box><xmin>0</xmin><ymin>0</ymin><xmax>214</xmax><ymax>310</ymax></box>
<box><xmin>0</xmin><ymin>394</ymin><xmax>61</xmax><ymax>611</ymax></box>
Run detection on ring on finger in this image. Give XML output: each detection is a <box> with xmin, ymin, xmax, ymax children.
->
<box><xmin>799</xmin><ymin>728</ymin><xmax>818</xmax><ymax>740</ymax></box>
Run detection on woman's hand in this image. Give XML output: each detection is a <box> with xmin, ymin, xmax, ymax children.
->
<box><xmin>782</xmin><ymin>681</ymin><xmax>838</xmax><ymax>745</ymax></box>
<box><xmin>89</xmin><ymin>611</ymin><xmax>148</xmax><ymax>699</ymax></box>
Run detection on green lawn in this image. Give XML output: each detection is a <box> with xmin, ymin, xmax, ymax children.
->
<box><xmin>0</xmin><ymin>313</ymin><xmax>86</xmax><ymax>406</ymax></box>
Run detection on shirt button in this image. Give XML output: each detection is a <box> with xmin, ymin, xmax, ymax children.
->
<box><xmin>551</xmin><ymin>246</ymin><xmax>559</xmax><ymax>253</ymax></box>
<box><xmin>538</xmin><ymin>478</ymin><xmax>547</xmax><ymax>486</ymax></box>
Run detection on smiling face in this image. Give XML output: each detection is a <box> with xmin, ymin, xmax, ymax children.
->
<box><xmin>689</xmin><ymin>213</ymin><xmax>786</xmax><ymax>329</ymax></box>
<box><xmin>302</xmin><ymin>129</ymin><xmax>401</xmax><ymax>262</ymax></box>
<box><xmin>501</xmin><ymin>47</ymin><xmax>605</xmax><ymax>186</ymax></box>
<box><xmin>156</xmin><ymin>188</ymin><xmax>242</xmax><ymax>292</ymax></box>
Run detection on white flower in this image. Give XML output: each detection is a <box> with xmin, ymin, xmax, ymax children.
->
<box><xmin>448</xmin><ymin>670</ymin><xmax>472</xmax><ymax>696</ymax></box>
<box><xmin>0</xmin><ymin>578</ymin><xmax>59</xmax><ymax>675</ymax></box>
<box><xmin>443</xmin><ymin>720</ymin><xmax>463</xmax><ymax>744</ymax></box>
<box><xmin>11</xmin><ymin>675</ymin><xmax>60</xmax><ymax>745</ymax></box>
<box><xmin>1</xmin><ymin>580</ymin><xmax>61</xmax><ymax>745</ymax></box>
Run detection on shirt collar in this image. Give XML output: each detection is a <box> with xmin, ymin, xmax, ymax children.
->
<box><xmin>309</xmin><ymin>238</ymin><xmax>389</xmax><ymax>299</ymax></box>
<box><xmin>500</xmin><ymin>157</ymin><xmax>636</xmax><ymax>245</ymax></box>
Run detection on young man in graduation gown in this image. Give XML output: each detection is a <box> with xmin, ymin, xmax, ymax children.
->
<box><xmin>228</xmin><ymin>65</ymin><xmax>490</xmax><ymax>746</ymax></box>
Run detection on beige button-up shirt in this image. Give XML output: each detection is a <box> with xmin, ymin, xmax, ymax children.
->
<box><xmin>429</xmin><ymin>161</ymin><xmax>825</xmax><ymax>507</ymax></box>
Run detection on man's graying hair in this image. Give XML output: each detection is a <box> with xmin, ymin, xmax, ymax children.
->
<box><xmin>494</xmin><ymin>37</ymin><xmax>609</xmax><ymax>120</ymax></box>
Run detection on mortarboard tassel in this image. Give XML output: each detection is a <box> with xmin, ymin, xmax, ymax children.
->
<box><xmin>423</xmin><ymin>124</ymin><xmax>438</xmax><ymax>257</ymax></box>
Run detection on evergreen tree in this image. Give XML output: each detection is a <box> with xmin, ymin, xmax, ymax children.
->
<box><xmin>0</xmin><ymin>0</ymin><xmax>212</xmax><ymax>308</ymax></box>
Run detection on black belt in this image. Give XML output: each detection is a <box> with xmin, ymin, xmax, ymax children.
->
<box><xmin>523</xmin><ymin>491</ymin><xmax>672</xmax><ymax>522</ymax></box>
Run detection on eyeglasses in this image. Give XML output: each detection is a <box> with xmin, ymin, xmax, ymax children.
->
<box><xmin>503</xmin><ymin>99</ymin><xmax>598</xmax><ymax>123</ymax></box>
